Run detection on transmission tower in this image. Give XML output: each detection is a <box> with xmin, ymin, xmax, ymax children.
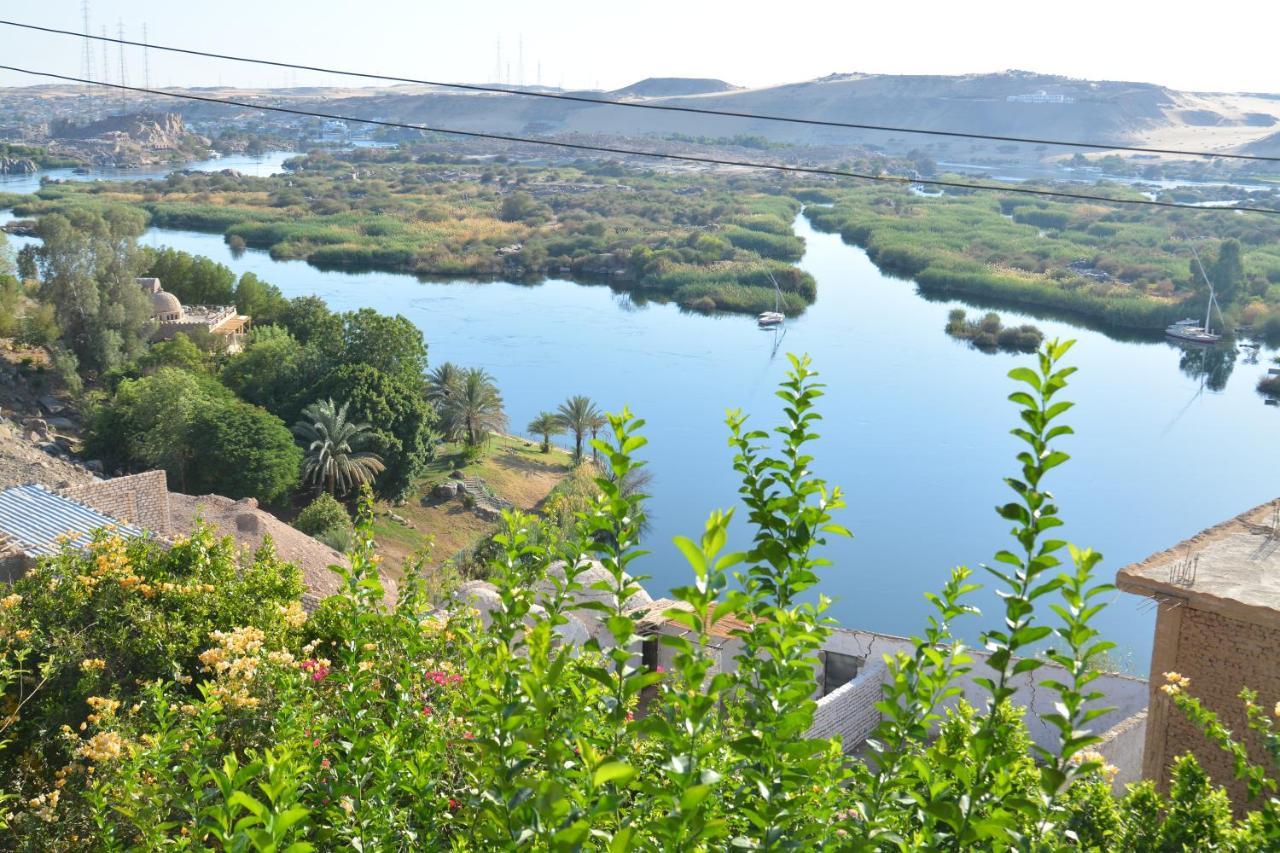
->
<box><xmin>79</xmin><ymin>0</ymin><xmax>94</xmax><ymax>98</ymax></box>
<box><xmin>142</xmin><ymin>23</ymin><xmax>152</xmax><ymax>93</ymax></box>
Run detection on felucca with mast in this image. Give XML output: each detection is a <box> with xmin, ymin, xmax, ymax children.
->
<box><xmin>758</xmin><ymin>273</ymin><xmax>785</xmax><ymax>327</ymax></box>
<box><xmin>1165</xmin><ymin>238</ymin><xmax>1223</xmax><ymax>345</ymax></box>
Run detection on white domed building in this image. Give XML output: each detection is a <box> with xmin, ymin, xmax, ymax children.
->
<box><xmin>137</xmin><ymin>277</ymin><xmax>250</xmax><ymax>353</ymax></box>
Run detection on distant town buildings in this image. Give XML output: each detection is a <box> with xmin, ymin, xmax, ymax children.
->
<box><xmin>137</xmin><ymin>277</ymin><xmax>250</xmax><ymax>352</ymax></box>
<box><xmin>1006</xmin><ymin>90</ymin><xmax>1076</xmax><ymax>104</ymax></box>
<box><xmin>1118</xmin><ymin>498</ymin><xmax>1280</xmax><ymax>805</ymax></box>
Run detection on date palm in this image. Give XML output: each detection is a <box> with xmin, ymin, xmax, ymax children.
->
<box><xmin>442</xmin><ymin>367</ymin><xmax>507</xmax><ymax>447</ymax></box>
<box><xmin>426</xmin><ymin>361</ymin><xmax>462</xmax><ymax>406</ymax></box>
<box><xmin>293</xmin><ymin>398</ymin><xmax>385</xmax><ymax>496</ymax></box>
<box><xmin>555</xmin><ymin>395</ymin><xmax>601</xmax><ymax>463</ymax></box>
<box><xmin>527</xmin><ymin>411</ymin><xmax>565</xmax><ymax>453</ymax></box>
<box><xmin>587</xmin><ymin>411</ymin><xmax>608</xmax><ymax>463</ymax></box>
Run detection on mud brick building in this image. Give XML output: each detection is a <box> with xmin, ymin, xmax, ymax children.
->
<box><xmin>1117</xmin><ymin>497</ymin><xmax>1280</xmax><ymax>806</ymax></box>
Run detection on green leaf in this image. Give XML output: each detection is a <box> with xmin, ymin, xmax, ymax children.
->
<box><xmin>593</xmin><ymin>761</ymin><xmax>636</xmax><ymax>787</ymax></box>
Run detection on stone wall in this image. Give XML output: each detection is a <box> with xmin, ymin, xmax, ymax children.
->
<box><xmin>807</xmin><ymin>659</ymin><xmax>887</xmax><ymax>745</ymax></box>
<box><xmin>1143</xmin><ymin>604</ymin><xmax>1280</xmax><ymax>806</ymax></box>
<box><xmin>62</xmin><ymin>470</ymin><xmax>172</xmax><ymax>536</ymax></box>
<box><xmin>1097</xmin><ymin>710</ymin><xmax>1147</xmax><ymax>794</ymax></box>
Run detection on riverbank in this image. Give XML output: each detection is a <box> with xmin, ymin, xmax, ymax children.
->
<box><xmin>801</xmin><ymin>183</ymin><xmax>1280</xmax><ymax>334</ymax></box>
<box><xmin>1</xmin><ymin>149</ymin><xmax>817</xmax><ymax>316</ymax></box>
<box><xmin>371</xmin><ymin>433</ymin><xmax>574</xmax><ymax>575</ymax></box>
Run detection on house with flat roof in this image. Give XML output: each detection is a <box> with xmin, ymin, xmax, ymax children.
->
<box><xmin>0</xmin><ymin>471</ymin><xmax>395</xmax><ymax>609</ymax></box>
<box><xmin>0</xmin><ymin>483</ymin><xmax>146</xmax><ymax>581</ymax></box>
<box><xmin>1117</xmin><ymin>497</ymin><xmax>1280</xmax><ymax>804</ymax></box>
<box><xmin>137</xmin><ymin>277</ymin><xmax>250</xmax><ymax>353</ymax></box>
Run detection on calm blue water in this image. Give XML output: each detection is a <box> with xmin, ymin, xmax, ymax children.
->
<box><xmin>0</xmin><ymin>151</ymin><xmax>295</xmax><ymax>196</ymax></box>
<box><xmin>4</xmin><ymin>159</ymin><xmax>1278</xmax><ymax>673</ymax></box>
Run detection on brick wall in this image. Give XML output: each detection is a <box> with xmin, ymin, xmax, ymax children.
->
<box><xmin>1145</xmin><ymin>605</ymin><xmax>1280</xmax><ymax>806</ymax></box>
<box><xmin>807</xmin><ymin>660</ymin><xmax>887</xmax><ymax>746</ymax></box>
<box><xmin>1097</xmin><ymin>710</ymin><xmax>1147</xmax><ymax>794</ymax></box>
<box><xmin>62</xmin><ymin>470</ymin><xmax>172</xmax><ymax>536</ymax></box>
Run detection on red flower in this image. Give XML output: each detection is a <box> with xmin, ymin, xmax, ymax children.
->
<box><xmin>448</xmin><ymin>797</ymin><xmax>459</xmax><ymax>811</ymax></box>
<box><xmin>626</xmin><ymin>711</ymin><xmax>635</xmax><ymax>722</ymax></box>
<box><xmin>423</xmin><ymin>705</ymin><xmax>434</xmax><ymax>717</ymax></box>
<box><xmin>463</xmin><ymin>731</ymin><xmax>475</xmax><ymax>740</ymax></box>
<box><xmin>320</xmin><ymin>758</ymin><xmax>330</xmax><ymax>770</ymax></box>
<box><xmin>312</xmin><ymin>738</ymin><xmax>320</xmax><ymax>748</ymax></box>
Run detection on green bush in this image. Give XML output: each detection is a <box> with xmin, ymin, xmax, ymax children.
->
<box><xmin>2</xmin><ymin>345</ymin><xmax>1277</xmax><ymax>847</ymax></box>
<box><xmin>293</xmin><ymin>493</ymin><xmax>352</xmax><ymax>537</ymax></box>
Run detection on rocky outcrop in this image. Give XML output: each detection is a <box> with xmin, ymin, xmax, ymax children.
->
<box><xmin>50</xmin><ymin>112</ymin><xmax>190</xmax><ymax>149</ymax></box>
<box><xmin>0</xmin><ymin>157</ymin><xmax>36</xmax><ymax>175</ymax></box>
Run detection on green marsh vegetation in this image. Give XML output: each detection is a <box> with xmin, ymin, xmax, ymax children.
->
<box><xmin>945</xmin><ymin>308</ymin><xmax>1045</xmax><ymax>352</ymax></box>
<box><xmin>803</xmin><ymin>178</ymin><xmax>1280</xmax><ymax>335</ymax></box>
<box><xmin>6</xmin><ymin>148</ymin><xmax>815</xmax><ymax>316</ymax></box>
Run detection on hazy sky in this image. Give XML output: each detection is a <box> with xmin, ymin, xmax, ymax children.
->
<box><xmin>1</xmin><ymin>1</ymin><xmax>1277</xmax><ymax>94</ymax></box>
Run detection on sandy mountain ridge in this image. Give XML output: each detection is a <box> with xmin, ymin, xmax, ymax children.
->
<box><xmin>10</xmin><ymin>71</ymin><xmax>1280</xmax><ymax>159</ymax></box>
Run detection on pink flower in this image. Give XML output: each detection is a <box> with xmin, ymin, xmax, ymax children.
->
<box><xmin>320</xmin><ymin>758</ymin><xmax>330</xmax><ymax>770</ymax></box>
<box><xmin>463</xmin><ymin>731</ymin><xmax>475</xmax><ymax>740</ymax></box>
<box><xmin>423</xmin><ymin>705</ymin><xmax>434</xmax><ymax>717</ymax></box>
<box><xmin>312</xmin><ymin>738</ymin><xmax>320</xmax><ymax>748</ymax></box>
<box><xmin>626</xmin><ymin>711</ymin><xmax>635</xmax><ymax>722</ymax></box>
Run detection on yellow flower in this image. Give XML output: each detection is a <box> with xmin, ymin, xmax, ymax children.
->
<box><xmin>1160</xmin><ymin>671</ymin><xmax>1191</xmax><ymax>696</ymax></box>
<box><xmin>80</xmin><ymin>659</ymin><xmax>106</xmax><ymax>673</ymax></box>
<box><xmin>79</xmin><ymin>731</ymin><xmax>127</xmax><ymax>763</ymax></box>
<box><xmin>14</xmin><ymin>629</ymin><xmax>31</xmax><ymax>641</ymax></box>
<box><xmin>279</xmin><ymin>602</ymin><xmax>307</xmax><ymax>629</ymax></box>
<box><xmin>339</xmin><ymin>796</ymin><xmax>355</xmax><ymax>815</ymax></box>
<box><xmin>1</xmin><ymin>593</ymin><xmax>21</xmax><ymax>609</ymax></box>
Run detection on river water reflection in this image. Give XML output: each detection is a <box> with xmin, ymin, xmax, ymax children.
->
<box><xmin>4</xmin><ymin>155</ymin><xmax>1278</xmax><ymax>672</ymax></box>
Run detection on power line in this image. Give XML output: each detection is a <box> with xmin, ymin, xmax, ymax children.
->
<box><xmin>3</xmin><ymin>64</ymin><xmax>1279</xmax><ymax>216</ymax></box>
<box><xmin>4</xmin><ymin>17</ymin><xmax>1279</xmax><ymax>165</ymax></box>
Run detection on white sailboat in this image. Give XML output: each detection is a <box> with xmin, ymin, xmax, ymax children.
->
<box><xmin>758</xmin><ymin>273</ymin><xmax>785</xmax><ymax>327</ymax></box>
<box><xmin>1166</xmin><ymin>239</ymin><xmax>1223</xmax><ymax>345</ymax></box>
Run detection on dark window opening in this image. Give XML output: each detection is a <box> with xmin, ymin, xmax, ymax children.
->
<box><xmin>822</xmin><ymin>650</ymin><xmax>861</xmax><ymax>696</ymax></box>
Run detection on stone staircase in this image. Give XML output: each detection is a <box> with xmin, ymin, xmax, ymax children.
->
<box><xmin>459</xmin><ymin>475</ymin><xmax>512</xmax><ymax>520</ymax></box>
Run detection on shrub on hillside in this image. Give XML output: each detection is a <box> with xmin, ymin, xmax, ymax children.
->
<box><xmin>293</xmin><ymin>493</ymin><xmax>352</xmax><ymax>538</ymax></box>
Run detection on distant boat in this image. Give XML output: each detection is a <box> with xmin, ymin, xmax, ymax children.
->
<box><xmin>758</xmin><ymin>273</ymin><xmax>786</xmax><ymax>327</ymax></box>
<box><xmin>1166</xmin><ymin>238</ymin><xmax>1223</xmax><ymax>345</ymax></box>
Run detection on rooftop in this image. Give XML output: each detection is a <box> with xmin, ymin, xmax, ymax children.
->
<box><xmin>0</xmin><ymin>484</ymin><xmax>143</xmax><ymax>558</ymax></box>
<box><xmin>167</xmin><ymin>492</ymin><xmax>397</xmax><ymax>610</ymax></box>
<box><xmin>1116</xmin><ymin>498</ymin><xmax>1280</xmax><ymax>627</ymax></box>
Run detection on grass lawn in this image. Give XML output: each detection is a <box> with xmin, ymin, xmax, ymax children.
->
<box><xmin>373</xmin><ymin>433</ymin><xmax>574</xmax><ymax>576</ymax></box>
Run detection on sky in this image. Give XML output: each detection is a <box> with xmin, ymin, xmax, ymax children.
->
<box><xmin>0</xmin><ymin>0</ymin><xmax>1277</xmax><ymax>95</ymax></box>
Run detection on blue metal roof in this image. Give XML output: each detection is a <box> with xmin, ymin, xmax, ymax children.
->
<box><xmin>0</xmin><ymin>485</ymin><xmax>143</xmax><ymax>558</ymax></box>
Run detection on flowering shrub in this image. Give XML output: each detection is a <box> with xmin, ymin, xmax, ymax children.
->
<box><xmin>1</xmin><ymin>343</ymin><xmax>1277</xmax><ymax>848</ymax></box>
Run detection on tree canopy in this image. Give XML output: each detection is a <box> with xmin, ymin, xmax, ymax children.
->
<box><xmin>36</xmin><ymin>207</ymin><xmax>152</xmax><ymax>373</ymax></box>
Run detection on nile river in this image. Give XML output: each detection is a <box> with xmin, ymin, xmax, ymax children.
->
<box><xmin>4</xmin><ymin>154</ymin><xmax>1278</xmax><ymax>672</ymax></box>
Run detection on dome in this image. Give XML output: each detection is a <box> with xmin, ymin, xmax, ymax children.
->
<box><xmin>536</xmin><ymin>559</ymin><xmax>654</xmax><ymax>612</ymax></box>
<box><xmin>152</xmin><ymin>289</ymin><xmax>183</xmax><ymax>320</ymax></box>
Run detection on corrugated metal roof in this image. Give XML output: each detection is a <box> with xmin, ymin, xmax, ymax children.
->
<box><xmin>0</xmin><ymin>485</ymin><xmax>143</xmax><ymax>558</ymax></box>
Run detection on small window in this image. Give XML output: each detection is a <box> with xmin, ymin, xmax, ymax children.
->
<box><xmin>641</xmin><ymin>636</ymin><xmax>658</xmax><ymax>672</ymax></box>
<box><xmin>822</xmin><ymin>650</ymin><xmax>861</xmax><ymax>696</ymax></box>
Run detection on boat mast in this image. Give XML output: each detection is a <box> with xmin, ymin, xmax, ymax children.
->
<box><xmin>1185</xmin><ymin>235</ymin><xmax>1216</xmax><ymax>335</ymax></box>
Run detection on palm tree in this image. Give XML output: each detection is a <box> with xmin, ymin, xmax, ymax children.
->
<box><xmin>442</xmin><ymin>367</ymin><xmax>507</xmax><ymax>447</ymax></box>
<box><xmin>586</xmin><ymin>412</ymin><xmax>608</xmax><ymax>463</ymax></box>
<box><xmin>555</xmin><ymin>395</ymin><xmax>600</xmax><ymax>463</ymax></box>
<box><xmin>527</xmin><ymin>411</ymin><xmax>565</xmax><ymax>453</ymax></box>
<box><xmin>292</xmin><ymin>398</ymin><xmax>385</xmax><ymax>496</ymax></box>
<box><xmin>426</xmin><ymin>362</ymin><xmax>462</xmax><ymax>406</ymax></box>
